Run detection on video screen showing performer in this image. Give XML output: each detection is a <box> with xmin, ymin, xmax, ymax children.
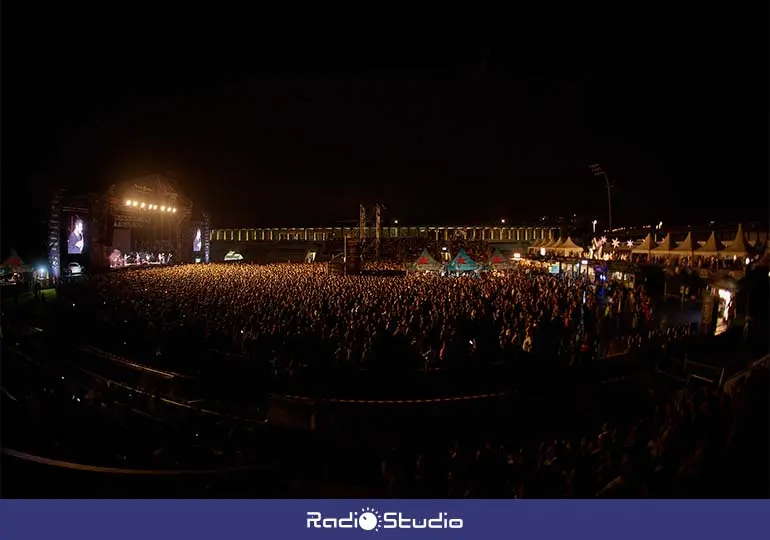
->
<box><xmin>193</xmin><ymin>228</ymin><xmax>202</xmax><ymax>252</ymax></box>
<box><xmin>67</xmin><ymin>216</ymin><xmax>86</xmax><ymax>254</ymax></box>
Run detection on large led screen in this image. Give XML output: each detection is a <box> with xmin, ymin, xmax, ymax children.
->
<box><xmin>67</xmin><ymin>215</ymin><xmax>87</xmax><ymax>255</ymax></box>
<box><xmin>193</xmin><ymin>228</ymin><xmax>202</xmax><ymax>253</ymax></box>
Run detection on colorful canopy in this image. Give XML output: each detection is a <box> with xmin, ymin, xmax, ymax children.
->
<box><xmin>411</xmin><ymin>248</ymin><xmax>442</xmax><ymax>271</ymax></box>
<box><xmin>1</xmin><ymin>250</ymin><xmax>24</xmax><ymax>269</ymax></box>
<box><xmin>446</xmin><ymin>248</ymin><xmax>479</xmax><ymax>272</ymax></box>
<box><xmin>487</xmin><ymin>249</ymin><xmax>511</xmax><ymax>268</ymax></box>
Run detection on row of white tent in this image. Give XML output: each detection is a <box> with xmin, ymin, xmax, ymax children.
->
<box><xmin>627</xmin><ymin>224</ymin><xmax>757</xmax><ymax>258</ymax></box>
<box><xmin>528</xmin><ymin>224</ymin><xmax>759</xmax><ymax>259</ymax></box>
<box><xmin>527</xmin><ymin>236</ymin><xmax>585</xmax><ymax>257</ymax></box>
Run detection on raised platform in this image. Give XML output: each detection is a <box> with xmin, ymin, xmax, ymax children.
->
<box><xmin>210</xmin><ymin>241</ymin><xmax>319</xmax><ymax>264</ymax></box>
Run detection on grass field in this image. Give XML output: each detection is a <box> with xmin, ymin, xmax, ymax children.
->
<box><xmin>1</xmin><ymin>287</ymin><xmax>58</xmax><ymax>330</ymax></box>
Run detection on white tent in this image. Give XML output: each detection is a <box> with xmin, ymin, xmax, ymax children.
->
<box><xmin>722</xmin><ymin>224</ymin><xmax>751</xmax><ymax>258</ymax></box>
<box><xmin>696</xmin><ymin>231</ymin><xmax>725</xmax><ymax>257</ymax></box>
<box><xmin>549</xmin><ymin>238</ymin><xmax>565</xmax><ymax>252</ymax></box>
<box><xmin>557</xmin><ymin>237</ymin><xmax>583</xmax><ymax>257</ymax></box>
<box><xmin>671</xmin><ymin>232</ymin><xmax>696</xmax><ymax>257</ymax></box>
<box><xmin>651</xmin><ymin>234</ymin><xmax>674</xmax><ymax>256</ymax></box>
<box><xmin>631</xmin><ymin>234</ymin><xmax>656</xmax><ymax>255</ymax></box>
<box><xmin>528</xmin><ymin>238</ymin><xmax>544</xmax><ymax>251</ymax></box>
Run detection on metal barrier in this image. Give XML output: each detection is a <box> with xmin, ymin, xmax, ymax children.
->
<box><xmin>723</xmin><ymin>354</ymin><xmax>770</xmax><ymax>394</ymax></box>
<box><xmin>684</xmin><ymin>359</ymin><xmax>725</xmax><ymax>388</ymax></box>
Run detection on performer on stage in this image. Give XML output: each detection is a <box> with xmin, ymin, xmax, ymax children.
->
<box><xmin>67</xmin><ymin>218</ymin><xmax>85</xmax><ymax>254</ymax></box>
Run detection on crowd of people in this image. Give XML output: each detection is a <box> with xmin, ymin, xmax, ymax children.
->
<box><xmin>4</xmin><ymin>322</ymin><xmax>767</xmax><ymax>497</ymax></box>
<box><xmin>58</xmin><ymin>263</ymin><xmax>671</xmax><ymax>380</ymax></box>
<box><xmin>377</xmin><ymin>364</ymin><xmax>769</xmax><ymax>497</ymax></box>
<box><xmin>3</xmin><ymin>255</ymin><xmax>767</xmax><ymax>498</ymax></box>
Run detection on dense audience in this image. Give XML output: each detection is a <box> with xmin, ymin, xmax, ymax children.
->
<box><xmin>379</xmin><ymin>365</ymin><xmax>768</xmax><ymax>497</ymax></box>
<box><xmin>2</xmin><ymin>259</ymin><xmax>767</xmax><ymax>498</ymax></box>
<box><xmin>60</xmin><ymin>263</ymin><xmax>669</xmax><ymax>377</ymax></box>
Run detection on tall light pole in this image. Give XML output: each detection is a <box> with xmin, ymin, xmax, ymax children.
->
<box><xmin>589</xmin><ymin>164</ymin><xmax>613</xmax><ymax>233</ymax></box>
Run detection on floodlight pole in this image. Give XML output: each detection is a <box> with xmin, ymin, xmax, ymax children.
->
<box><xmin>590</xmin><ymin>165</ymin><xmax>613</xmax><ymax>234</ymax></box>
<box><xmin>602</xmin><ymin>172</ymin><xmax>612</xmax><ymax>234</ymax></box>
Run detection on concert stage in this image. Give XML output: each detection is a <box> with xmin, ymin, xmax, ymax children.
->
<box><xmin>48</xmin><ymin>174</ymin><xmax>209</xmax><ymax>276</ymax></box>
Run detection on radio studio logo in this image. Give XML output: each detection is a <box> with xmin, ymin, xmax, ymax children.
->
<box><xmin>306</xmin><ymin>506</ymin><xmax>464</xmax><ymax>531</ymax></box>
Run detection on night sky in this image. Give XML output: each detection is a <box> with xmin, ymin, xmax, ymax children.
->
<box><xmin>3</xmin><ymin>5</ymin><xmax>768</xmax><ymax>259</ymax></box>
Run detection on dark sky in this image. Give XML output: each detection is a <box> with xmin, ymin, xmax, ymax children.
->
<box><xmin>3</xmin><ymin>5</ymin><xmax>768</xmax><ymax>257</ymax></box>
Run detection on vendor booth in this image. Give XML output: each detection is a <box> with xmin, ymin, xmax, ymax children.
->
<box><xmin>671</xmin><ymin>232</ymin><xmax>696</xmax><ymax>259</ymax></box>
<box><xmin>651</xmin><ymin>233</ymin><xmax>674</xmax><ymax>258</ymax></box>
<box><xmin>409</xmin><ymin>248</ymin><xmax>443</xmax><ymax>273</ymax></box>
<box><xmin>554</xmin><ymin>237</ymin><xmax>584</xmax><ymax>258</ymax></box>
<box><xmin>487</xmin><ymin>249</ymin><xmax>512</xmax><ymax>270</ymax></box>
<box><xmin>631</xmin><ymin>234</ymin><xmax>656</xmax><ymax>259</ymax></box>
<box><xmin>707</xmin><ymin>276</ymin><xmax>739</xmax><ymax>336</ymax></box>
<box><xmin>722</xmin><ymin>224</ymin><xmax>752</xmax><ymax>263</ymax></box>
<box><xmin>445</xmin><ymin>248</ymin><xmax>480</xmax><ymax>275</ymax></box>
<box><xmin>696</xmin><ymin>232</ymin><xmax>726</xmax><ymax>259</ymax></box>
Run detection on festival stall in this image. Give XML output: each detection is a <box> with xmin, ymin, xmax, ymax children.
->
<box><xmin>445</xmin><ymin>248</ymin><xmax>480</xmax><ymax>275</ymax></box>
<box><xmin>631</xmin><ymin>234</ymin><xmax>656</xmax><ymax>258</ymax></box>
<box><xmin>409</xmin><ymin>248</ymin><xmax>443</xmax><ymax>273</ymax></box>
<box><xmin>528</xmin><ymin>238</ymin><xmax>544</xmax><ymax>253</ymax></box>
<box><xmin>535</xmin><ymin>238</ymin><xmax>555</xmax><ymax>257</ymax></box>
<box><xmin>555</xmin><ymin>237</ymin><xmax>583</xmax><ymax>258</ymax></box>
<box><xmin>722</xmin><ymin>224</ymin><xmax>752</xmax><ymax>262</ymax></box>
<box><xmin>1</xmin><ymin>251</ymin><xmax>31</xmax><ymax>283</ymax></box>
<box><xmin>548</xmin><ymin>237</ymin><xmax>565</xmax><ymax>255</ymax></box>
<box><xmin>671</xmin><ymin>232</ymin><xmax>696</xmax><ymax>259</ymax></box>
<box><xmin>651</xmin><ymin>233</ymin><xmax>674</xmax><ymax>258</ymax></box>
<box><xmin>607</xmin><ymin>261</ymin><xmax>637</xmax><ymax>286</ymax></box>
<box><xmin>696</xmin><ymin>231</ymin><xmax>726</xmax><ymax>259</ymax></box>
<box><xmin>487</xmin><ymin>249</ymin><xmax>512</xmax><ymax>270</ymax></box>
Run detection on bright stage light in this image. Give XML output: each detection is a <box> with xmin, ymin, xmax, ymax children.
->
<box><xmin>125</xmin><ymin>200</ymin><xmax>132</xmax><ymax>206</ymax></box>
<box><xmin>172</xmin><ymin>208</ymin><xmax>177</xmax><ymax>213</ymax></box>
<box><xmin>132</xmin><ymin>201</ymin><xmax>138</xmax><ymax>207</ymax></box>
<box><xmin>140</xmin><ymin>203</ymin><xmax>146</xmax><ymax>208</ymax></box>
<box><xmin>161</xmin><ymin>206</ymin><xmax>166</xmax><ymax>211</ymax></box>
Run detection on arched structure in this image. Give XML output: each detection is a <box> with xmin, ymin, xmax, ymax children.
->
<box><xmin>209</xmin><ymin>225</ymin><xmax>558</xmax><ymax>243</ymax></box>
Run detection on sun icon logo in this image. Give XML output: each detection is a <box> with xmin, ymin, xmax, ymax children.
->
<box><xmin>358</xmin><ymin>507</ymin><xmax>382</xmax><ymax>532</ymax></box>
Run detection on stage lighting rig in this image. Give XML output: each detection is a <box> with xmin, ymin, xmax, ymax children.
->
<box><xmin>124</xmin><ymin>199</ymin><xmax>177</xmax><ymax>212</ymax></box>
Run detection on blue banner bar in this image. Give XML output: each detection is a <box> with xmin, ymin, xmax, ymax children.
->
<box><xmin>1</xmin><ymin>500</ymin><xmax>768</xmax><ymax>540</ymax></box>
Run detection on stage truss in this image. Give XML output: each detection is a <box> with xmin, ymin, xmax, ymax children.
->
<box><xmin>48</xmin><ymin>174</ymin><xmax>205</xmax><ymax>275</ymax></box>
